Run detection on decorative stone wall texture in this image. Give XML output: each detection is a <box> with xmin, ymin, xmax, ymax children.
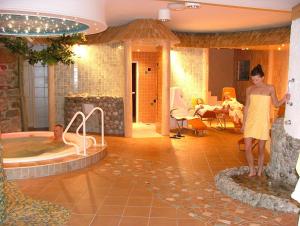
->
<box><xmin>215</xmin><ymin>166</ymin><xmax>299</xmax><ymax>213</ymax></box>
<box><xmin>170</xmin><ymin>47</ymin><xmax>205</xmax><ymax>107</ymax></box>
<box><xmin>0</xmin><ymin>143</ymin><xmax>7</xmax><ymax>223</ymax></box>
<box><xmin>64</xmin><ymin>96</ymin><xmax>124</xmax><ymax>135</ymax></box>
<box><xmin>266</xmin><ymin>118</ymin><xmax>300</xmax><ymax>186</ymax></box>
<box><xmin>0</xmin><ymin>48</ymin><xmax>21</xmax><ymax>133</ymax></box>
<box><xmin>55</xmin><ymin>43</ymin><xmax>125</xmax><ymax>125</ymax></box>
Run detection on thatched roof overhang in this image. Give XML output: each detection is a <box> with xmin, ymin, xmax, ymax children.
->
<box><xmin>174</xmin><ymin>26</ymin><xmax>290</xmax><ymax>48</ymax></box>
<box><xmin>86</xmin><ymin>19</ymin><xmax>180</xmax><ymax>45</ymax></box>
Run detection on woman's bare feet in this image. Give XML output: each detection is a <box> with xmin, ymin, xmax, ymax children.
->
<box><xmin>257</xmin><ymin>168</ymin><xmax>264</xmax><ymax>177</ymax></box>
<box><xmin>248</xmin><ymin>168</ymin><xmax>256</xmax><ymax>177</ymax></box>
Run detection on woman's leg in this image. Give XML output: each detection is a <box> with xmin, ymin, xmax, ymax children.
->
<box><xmin>257</xmin><ymin>139</ymin><xmax>266</xmax><ymax>176</ymax></box>
<box><xmin>244</xmin><ymin>137</ymin><xmax>255</xmax><ymax>176</ymax></box>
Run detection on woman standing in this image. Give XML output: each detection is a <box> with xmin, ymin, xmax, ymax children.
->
<box><xmin>242</xmin><ymin>64</ymin><xmax>289</xmax><ymax>177</ymax></box>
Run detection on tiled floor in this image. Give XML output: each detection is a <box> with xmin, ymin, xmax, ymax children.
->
<box><xmin>15</xmin><ymin>128</ymin><xmax>298</xmax><ymax>226</ymax></box>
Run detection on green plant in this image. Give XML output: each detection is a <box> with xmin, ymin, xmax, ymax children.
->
<box><xmin>0</xmin><ymin>33</ymin><xmax>86</xmax><ymax>65</ymax></box>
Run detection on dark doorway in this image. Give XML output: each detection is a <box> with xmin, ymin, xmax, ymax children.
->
<box><xmin>132</xmin><ymin>63</ymin><xmax>137</xmax><ymax>122</ymax></box>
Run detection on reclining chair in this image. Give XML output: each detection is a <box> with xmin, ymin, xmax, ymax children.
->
<box><xmin>170</xmin><ymin>87</ymin><xmax>207</xmax><ymax>138</ymax></box>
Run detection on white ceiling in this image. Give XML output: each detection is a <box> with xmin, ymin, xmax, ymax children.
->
<box><xmin>105</xmin><ymin>0</ymin><xmax>300</xmax><ymax>32</ymax></box>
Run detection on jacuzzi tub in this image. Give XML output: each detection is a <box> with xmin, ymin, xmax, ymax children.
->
<box><xmin>1</xmin><ymin>131</ymin><xmax>92</xmax><ymax>163</ymax></box>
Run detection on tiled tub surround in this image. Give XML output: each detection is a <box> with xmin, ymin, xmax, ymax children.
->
<box><xmin>4</xmin><ymin>147</ymin><xmax>107</xmax><ymax>180</ymax></box>
<box><xmin>64</xmin><ymin>96</ymin><xmax>124</xmax><ymax>135</ymax></box>
<box><xmin>2</xmin><ymin>131</ymin><xmax>107</xmax><ymax>180</ymax></box>
<box><xmin>215</xmin><ymin>118</ymin><xmax>300</xmax><ymax>213</ymax></box>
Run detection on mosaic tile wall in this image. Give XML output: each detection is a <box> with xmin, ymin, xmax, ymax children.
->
<box><xmin>55</xmin><ymin>43</ymin><xmax>126</xmax><ymax>125</ymax></box>
<box><xmin>170</xmin><ymin>47</ymin><xmax>205</xmax><ymax>108</ymax></box>
<box><xmin>0</xmin><ymin>48</ymin><xmax>22</xmax><ymax>133</ymax></box>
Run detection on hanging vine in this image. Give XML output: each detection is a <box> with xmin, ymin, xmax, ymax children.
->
<box><xmin>0</xmin><ymin>33</ymin><xmax>86</xmax><ymax>65</ymax></box>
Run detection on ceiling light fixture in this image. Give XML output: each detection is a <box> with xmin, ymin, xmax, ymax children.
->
<box><xmin>185</xmin><ymin>2</ymin><xmax>201</xmax><ymax>9</ymax></box>
<box><xmin>167</xmin><ymin>3</ymin><xmax>185</xmax><ymax>11</ymax></box>
<box><xmin>0</xmin><ymin>0</ymin><xmax>107</xmax><ymax>37</ymax></box>
<box><xmin>158</xmin><ymin>8</ymin><xmax>171</xmax><ymax>22</ymax></box>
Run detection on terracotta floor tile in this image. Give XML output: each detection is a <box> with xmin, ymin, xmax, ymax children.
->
<box><xmin>127</xmin><ymin>197</ymin><xmax>152</xmax><ymax>206</ymax></box>
<box><xmin>150</xmin><ymin>207</ymin><xmax>178</xmax><ymax>218</ymax></box>
<box><xmin>14</xmin><ymin>130</ymin><xmax>297</xmax><ymax>226</ymax></box>
<box><xmin>72</xmin><ymin>203</ymin><xmax>100</xmax><ymax>214</ymax></box>
<box><xmin>152</xmin><ymin>199</ymin><xmax>171</xmax><ymax>207</ymax></box>
<box><xmin>102</xmin><ymin>196</ymin><xmax>129</xmax><ymax>206</ymax></box>
<box><xmin>177</xmin><ymin>218</ymin><xmax>204</xmax><ymax>226</ymax></box>
<box><xmin>119</xmin><ymin>217</ymin><xmax>149</xmax><ymax>226</ymax></box>
<box><xmin>96</xmin><ymin>205</ymin><xmax>125</xmax><ymax>216</ymax></box>
<box><xmin>66</xmin><ymin>214</ymin><xmax>94</xmax><ymax>226</ymax></box>
<box><xmin>90</xmin><ymin>216</ymin><xmax>121</xmax><ymax>226</ymax></box>
<box><xmin>148</xmin><ymin>217</ymin><xmax>178</xmax><ymax>226</ymax></box>
<box><xmin>123</xmin><ymin>206</ymin><xmax>150</xmax><ymax>217</ymax></box>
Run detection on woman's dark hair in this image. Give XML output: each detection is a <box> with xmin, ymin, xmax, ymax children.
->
<box><xmin>251</xmin><ymin>64</ymin><xmax>264</xmax><ymax>77</ymax></box>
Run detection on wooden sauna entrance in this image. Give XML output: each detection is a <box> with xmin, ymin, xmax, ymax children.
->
<box><xmin>132</xmin><ymin>52</ymin><xmax>159</xmax><ymax>124</ymax></box>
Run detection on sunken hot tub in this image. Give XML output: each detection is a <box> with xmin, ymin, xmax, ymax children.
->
<box><xmin>1</xmin><ymin>131</ymin><xmax>106</xmax><ymax>180</ymax></box>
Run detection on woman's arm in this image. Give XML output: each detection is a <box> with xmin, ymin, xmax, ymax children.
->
<box><xmin>270</xmin><ymin>85</ymin><xmax>288</xmax><ymax>107</ymax></box>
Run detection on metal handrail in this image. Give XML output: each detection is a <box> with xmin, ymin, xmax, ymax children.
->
<box><xmin>63</xmin><ymin>111</ymin><xmax>87</xmax><ymax>156</ymax></box>
<box><xmin>76</xmin><ymin>107</ymin><xmax>105</xmax><ymax>146</ymax></box>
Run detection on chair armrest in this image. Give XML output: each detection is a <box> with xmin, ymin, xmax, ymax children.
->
<box><xmin>170</xmin><ymin>108</ymin><xmax>178</xmax><ymax>118</ymax></box>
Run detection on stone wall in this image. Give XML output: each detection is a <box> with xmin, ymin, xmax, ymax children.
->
<box><xmin>266</xmin><ymin>118</ymin><xmax>300</xmax><ymax>186</ymax></box>
<box><xmin>0</xmin><ymin>48</ymin><xmax>21</xmax><ymax>133</ymax></box>
<box><xmin>64</xmin><ymin>96</ymin><xmax>124</xmax><ymax>135</ymax></box>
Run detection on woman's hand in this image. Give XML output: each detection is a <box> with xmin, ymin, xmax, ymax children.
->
<box><xmin>285</xmin><ymin>93</ymin><xmax>291</xmax><ymax>102</ymax></box>
<box><xmin>240</xmin><ymin>125</ymin><xmax>244</xmax><ymax>133</ymax></box>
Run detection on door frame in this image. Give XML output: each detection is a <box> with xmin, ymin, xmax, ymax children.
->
<box><xmin>132</xmin><ymin>61</ymin><xmax>139</xmax><ymax>123</ymax></box>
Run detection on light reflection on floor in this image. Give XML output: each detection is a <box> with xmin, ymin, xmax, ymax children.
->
<box><xmin>132</xmin><ymin>123</ymin><xmax>162</xmax><ymax>138</ymax></box>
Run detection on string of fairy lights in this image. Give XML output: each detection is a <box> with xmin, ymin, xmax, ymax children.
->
<box><xmin>0</xmin><ymin>14</ymin><xmax>89</xmax><ymax>36</ymax></box>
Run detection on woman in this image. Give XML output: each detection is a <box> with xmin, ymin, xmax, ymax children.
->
<box><xmin>242</xmin><ymin>64</ymin><xmax>289</xmax><ymax>177</ymax></box>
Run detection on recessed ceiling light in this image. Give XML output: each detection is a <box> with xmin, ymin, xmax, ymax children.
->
<box><xmin>168</xmin><ymin>3</ymin><xmax>185</xmax><ymax>11</ymax></box>
<box><xmin>158</xmin><ymin>8</ymin><xmax>171</xmax><ymax>22</ymax></box>
<box><xmin>185</xmin><ymin>2</ymin><xmax>201</xmax><ymax>9</ymax></box>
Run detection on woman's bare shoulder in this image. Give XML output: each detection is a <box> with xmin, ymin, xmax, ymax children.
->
<box><xmin>246</xmin><ymin>85</ymin><xmax>255</xmax><ymax>92</ymax></box>
<box><xmin>266</xmin><ymin>84</ymin><xmax>275</xmax><ymax>92</ymax></box>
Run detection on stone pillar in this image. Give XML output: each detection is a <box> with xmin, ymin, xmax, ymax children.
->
<box><xmin>161</xmin><ymin>42</ymin><xmax>170</xmax><ymax>136</ymax></box>
<box><xmin>48</xmin><ymin>64</ymin><xmax>56</xmax><ymax>131</ymax></box>
<box><xmin>266</xmin><ymin>119</ymin><xmax>300</xmax><ymax>186</ymax></box>
<box><xmin>124</xmin><ymin>41</ymin><xmax>133</xmax><ymax>137</ymax></box>
<box><xmin>284</xmin><ymin>4</ymin><xmax>300</xmax><ymax>139</ymax></box>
